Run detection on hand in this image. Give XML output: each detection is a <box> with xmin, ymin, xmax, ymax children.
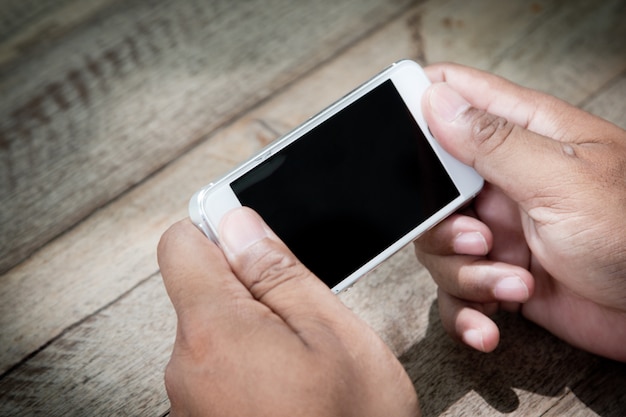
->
<box><xmin>414</xmin><ymin>63</ymin><xmax>626</xmax><ymax>361</ymax></box>
<box><xmin>158</xmin><ymin>208</ymin><xmax>419</xmax><ymax>416</ymax></box>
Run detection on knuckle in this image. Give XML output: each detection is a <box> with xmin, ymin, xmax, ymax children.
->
<box><xmin>413</xmin><ymin>241</ymin><xmax>438</xmax><ymax>271</ymax></box>
<box><xmin>164</xmin><ymin>355</ymin><xmax>195</xmax><ymax>414</ymax></box>
<box><xmin>468</xmin><ymin>108</ymin><xmax>515</xmax><ymax>157</ymax></box>
<box><xmin>563</xmin><ymin>138</ymin><xmax>626</xmax><ymax>197</ymax></box>
<box><xmin>163</xmin><ymin>359</ymin><xmax>179</xmax><ymax>398</ymax></box>
<box><xmin>175</xmin><ymin>315</ymin><xmax>213</xmax><ymax>359</ymax></box>
<box><xmin>246</xmin><ymin>248</ymin><xmax>307</xmax><ymax>299</ymax></box>
<box><xmin>413</xmin><ymin>241</ymin><xmax>428</xmax><ymax>264</ymax></box>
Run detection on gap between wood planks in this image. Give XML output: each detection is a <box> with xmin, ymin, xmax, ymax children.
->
<box><xmin>0</xmin><ymin>270</ymin><xmax>161</xmax><ymax>382</ymax></box>
<box><xmin>0</xmin><ymin>0</ymin><xmax>421</xmax><ymax>275</ymax></box>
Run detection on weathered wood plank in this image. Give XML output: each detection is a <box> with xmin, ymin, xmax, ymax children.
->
<box><xmin>0</xmin><ymin>20</ymin><xmax>414</xmax><ymax>376</ymax></box>
<box><xmin>0</xmin><ymin>0</ymin><xmax>116</xmax><ymax>67</ymax></box>
<box><xmin>0</xmin><ymin>275</ymin><xmax>175</xmax><ymax>416</ymax></box>
<box><xmin>418</xmin><ymin>0</ymin><xmax>626</xmax><ymax>104</ymax></box>
<box><xmin>417</xmin><ymin>0</ymin><xmax>558</xmax><ymax>70</ymax></box>
<box><xmin>0</xmin><ymin>0</ymin><xmax>416</xmax><ymax>273</ymax></box>
<box><xmin>1</xmin><ymin>0</ymin><xmax>624</xmax><ymax>415</ymax></box>
<box><xmin>540</xmin><ymin>359</ymin><xmax>626</xmax><ymax>417</ymax></box>
<box><xmin>399</xmin><ymin>311</ymin><xmax>607</xmax><ymax>417</ymax></box>
<box><xmin>580</xmin><ymin>69</ymin><xmax>626</xmax><ymax>129</ymax></box>
<box><xmin>491</xmin><ymin>0</ymin><xmax>626</xmax><ymax>105</ymax></box>
<box><xmin>0</xmin><ymin>118</ymin><xmax>269</xmax><ymax>375</ymax></box>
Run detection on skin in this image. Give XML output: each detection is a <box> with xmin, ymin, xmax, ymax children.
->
<box><xmin>415</xmin><ymin>63</ymin><xmax>626</xmax><ymax>362</ymax></box>
<box><xmin>158</xmin><ymin>209</ymin><xmax>419</xmax><ymax>417</ymax></box>
<box><xmin>158</xmin><ymin>62</ymin><xmax>626</xmax><ymax>415</ymax></box>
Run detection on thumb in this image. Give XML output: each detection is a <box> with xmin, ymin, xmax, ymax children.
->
<box><xmin>423</xmin><ymin>82</ymin><xmax>574</xmax><ymax>208</ymax></box>
<box><xmin>218</xmin><ymin>207</ymin><xmax>346</xmax><ymax>335</ymax></box>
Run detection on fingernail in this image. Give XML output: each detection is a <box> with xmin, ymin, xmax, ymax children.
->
<box><xmin>453</xmin><ymin>232</ymin><xmax>488</xmax><ymax>255</ymax></box>
<box><xmin>463</xmin><ymin>329</ymin><xmax>485</xmax><ymax>352</ymax></box>
<box><xmin>220</xmin><ymin>207</ymin><xmax>269</xmax><ymax>256</ymax></box>
<box><xmin>494</xmin><ymin>276</ymin><xmax>529</xmax><ymax>302</ymax></box>
<box><xmin>429</xmin><ymin>83</ymin><xmax>471</xmax><ymax>123</ymax></box>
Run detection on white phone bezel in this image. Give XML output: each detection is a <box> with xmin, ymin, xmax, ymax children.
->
<box><xmin>189</xmin><ymin>60</ymin><xmax>483</xmax><ymax>293</ymax></box>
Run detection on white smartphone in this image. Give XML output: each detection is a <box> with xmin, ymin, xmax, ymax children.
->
<box><xmin>189</xmin><ymin>60</ymin><xmax>483</xmax><ymax>293</ymax></box>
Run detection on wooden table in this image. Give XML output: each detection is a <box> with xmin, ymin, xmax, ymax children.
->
<box><xmin>1</xmin><ymin>0</ymin><xmax>625</xmax><ymax>415</ymax></box>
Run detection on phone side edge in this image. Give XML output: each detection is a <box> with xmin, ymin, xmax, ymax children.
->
<box><xmin>188</xmin><ymin>187</ymin><xmax>215</xmax><ymax>241</ymax></box>
<box><xmin>389</xmin><ymin>61</ymin><xmax>484</xmax><ymax>199</ymax></box>
<box><xmin>189</xmin><ymin>183</ymin><xmax>243</xmax><ymax>244</ymax></box>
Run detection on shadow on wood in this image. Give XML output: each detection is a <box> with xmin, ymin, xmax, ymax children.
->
<box><xmin>400</xmin><ymin>302</ymin><xmax>625</xmax><ymax>416</ymax></box>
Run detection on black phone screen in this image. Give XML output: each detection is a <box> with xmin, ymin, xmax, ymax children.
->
<box><xmin>231</xmin><ymin>80</ymin><xmax>459</xmax><ymax>288</ymax></box>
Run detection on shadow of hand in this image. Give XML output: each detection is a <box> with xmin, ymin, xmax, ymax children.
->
<box><xmin>399</xmin><ymin>302</ymin><xmax>624</xmax><ymax>416</ymax></box>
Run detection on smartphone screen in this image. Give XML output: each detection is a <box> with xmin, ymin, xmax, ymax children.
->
<box><xmin>230</xmin><ymin>79</ymin><xmax>460</xmax><ymax>288</ymax></box>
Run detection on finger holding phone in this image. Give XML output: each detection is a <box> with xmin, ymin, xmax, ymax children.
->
<box><xmin>415</xmin><ymin>63</ymin><xmax>626</xmax><ymax>362</ymax></box>
<box><xmin>189</xmin><ymin>60</ymin><xmax>483</xmax><ymax>294</ymax></box>
<box><xmin>158</xmin><ymin>216</ymin><xmax>420</xmax><ymax>417</ymax></box>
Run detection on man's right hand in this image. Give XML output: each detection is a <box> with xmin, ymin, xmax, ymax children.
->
<box><xmin>415</xmin><ymin>63</ymin><xmax>626</xmax><ymax>362</ymax></box>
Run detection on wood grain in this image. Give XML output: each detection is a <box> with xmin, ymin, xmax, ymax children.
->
<box><xmin>0</xmin><ymin>9</ymin><xmax>421</xmax><ymax>376</ymax></box>
<box><xmin>541</xmin><ymin>359</ymin><xmax>626</xmax><ymax>417</ymax></box>
<box><xmin>491</xmin><ymin>0</ymin><xmax>626</xmax><ymax>105</ymax></box>
<box><xmin>0</xmin><ymin>0</ymin><xmax>116</xmax><ymax>67</ymax></box>
<box><xmin>399</xmin><ymin>312</ymin><xmax>611</xmax><ymax>416</ymax></box>
<box><xmin>0</xmin><ymin>0</ymin><xmax>624</xmax><ymax>415</ymax></box>
<box><xmin>0</xmin><ymin>0</ymin><xmax>415</xmax><ymax>273</ymax></box>
<box><xmin>580</xmin><ymin>69</ymin><xmax>626</xmax><ymax>129</ymax></box>
<box><xmin>0</xmin><ymin>275</ymin><xmax>175</xmax><ymax>416</ymax></box>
